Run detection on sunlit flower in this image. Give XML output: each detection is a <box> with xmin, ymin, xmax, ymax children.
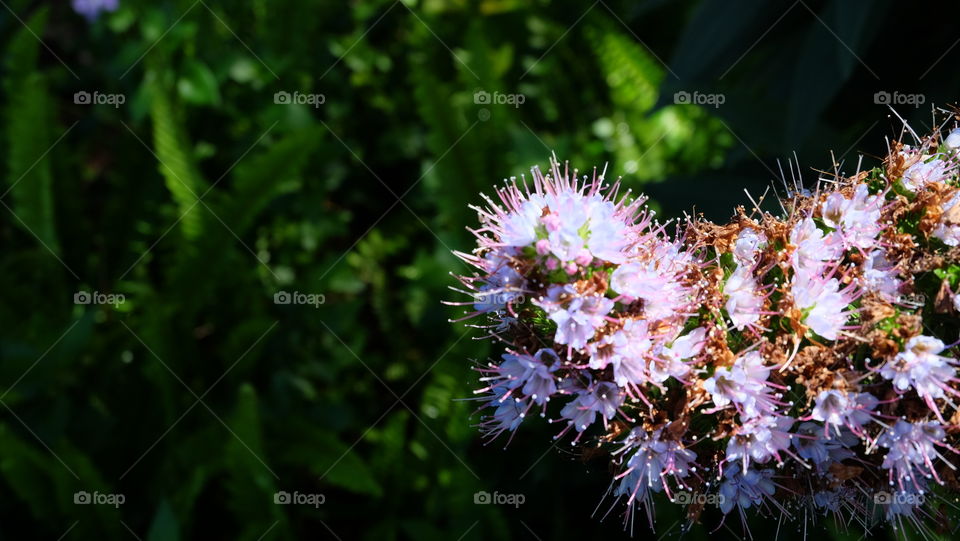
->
<box><xmin>703</xmin><ymin>351</ymin><xmax>782</xmax><ymax>419</ymax></box>
<box><xmin>879</xmin><ymin>335</ymin><xmax>960</xmax><ymax>414</ymax></box>
<box><xmin>733</xmin><ymin>228</ymin><xmax>767</xmax><ymax>265</ymax></box>
<box><xmin>534</xmin><ymin>284</ymin><xmax>614</xmax><ymax>351</ymax></box>
<box><xmin>791</xmin><ymin>271</ymin><xmax>858</xmax><ymax>340</ymax></box>
<box><xmin>861</xmin><ymin>249</ymin><xmax>902</xmax><ymax>301</ymax></box>
<box><xmin>877</xmin><ymin>420</ymin><xmax>952</xmax><ymax>491</ymax></box>
<box><xmin>901</xmin><ymin>158</ymin><xmax>947</xmax><ymax>192</ymax></box>
<box><xmin>790</xmin><ymin>217</ymin><xmax>844</xmax><ymax>276</ymax></box>
<box><xmin>725</xmin><ymin>414</ymin><xmax>794</xmax><ymax>469</ymax></box>
<box><xmin>612</xmin><ymin>425</ymin><xmax>698</xmax><ymax>506</ymax></box>
<box><xmin>932</xmin><ymin>191</ymin><xmax>960</xmax><ymax>246</ymax></box>
<box><xmin>724</xmin><ymin>264</ymin><xmax>763</xmax><ymax>330</ymax></box>
<box><xmin>810</xmin><ymin>390</ymin><xmax>877</xmax><ymax>437</ymax></box>
<box><xmin>820</xmin><ymin>185</ymin><xmax>883</xmax><ymax>249</ymax></box>
<box><xmin>610</xmin><ymin>260</ymin><xmax>691</xmax><ymax>320</ymax></box>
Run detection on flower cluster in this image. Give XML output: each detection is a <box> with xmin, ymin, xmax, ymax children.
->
<box><xmin>451</xmin><ymin>124</ymin><xmax>960</xmax><ymax>536</ymax></box>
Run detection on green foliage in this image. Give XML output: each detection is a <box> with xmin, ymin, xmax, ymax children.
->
<box><xmin>147</xmin><ymin>58</ymin><xmax>208</xmax><ymax>239</ymax></box>
<box><xmin>4</xmin><ymin>8</ymin><xmax>59</xmax><ymax>253</ymax></box>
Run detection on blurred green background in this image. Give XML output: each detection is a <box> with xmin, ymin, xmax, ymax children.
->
<box><xmin>1</xmin><ymin>0</ymin><xmax>958</xmax><ymax>538</ymax></box>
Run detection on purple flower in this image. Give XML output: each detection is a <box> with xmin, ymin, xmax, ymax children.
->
<box><xmin>610</xmin><ymin>260</ymin><xmax>691</xmax><ymax>320</ymax></box>
<box><xmin>790</xmin><ymin>217</ymin><xmax>844</xmax><ymax>276</ymax></box>
<box><xmin>820</xmin><ymin>185</ymin><xmax>883</xmax><ymax>249</ymax></box>
<box><xmin>725</xmin><ymin>414</ymin><xmax>794</xmax><ymax>470</ymax></box>
<box><xmin>534</xmin><ymin>285</ymin><xmax>614</xmax><ymax>351</ymax></box>
<box><xmin>72</xmin><ymin>0</ymin><xmax>118</xmax><ymax>21</ymax></box>
<box><xmin>724</xmin><ymin>264</ymin><xmax>763</xmax><ymax>330</ymax></box>
<box><xmin>588</xmin><ymin>319</ymin><xmax>654</xmax><ymax>389</ymax></box>
<box><xmin>471</xmin><ymin>252</ymin><xmax>526</xmax><ymax>313</ymax></box>
<box><xmin>613</xmin><ymin>426</ymin><xmax>697</xmax><ymax>506</ymax></box>
<box><xmin>479</xmin><ymin>158</ymin><xmax>648</xmax><ymax>269</ymax></box>
<box><xmin>861</xmin><ymin>249</ymin><xmax>902</xmax><ymax>302</ymax></box>
<box><xmin>560</xmin><ymin>381</ymin><xmax>623</xmax><ymax>434</ymax></box>
<box><xmin>649</xmin><ymin>327</ymin><xmax>705</xmax><ymax>384</ymax></box>
<box><xmin>792</xmin><ymin>421</ymin><xmax>856</xmax><ymax>470</ymax></box>
<box><xmin>732</xmin><ymin>228</ymin><xmax>766</xmax><ymax>265</ymax></box>
<box><xmin>703</xmin><ymin>351</ymin><xmax>782</xmax><ymax>419</ymax></box>
<box><xmin>933</xmin><ymin>191</ymin><xmax>960</xmax><ymax>246</ymax></box>
<box><xmin>877</xmin><ymin>419</ymin><xmax>952</xmax><ymax>492</ymax></box>
<box><xmin>901</xmin><ymin>158</ymin><xmax>947</xmax><ymax>192</ymax></box>
<box><xmin>718</xmin><ymin>463</ymin><xmax>776</xmax><ymax>515</ymax></box>
<box><xmin>810</xmin><ymin>390</ymin><xmax>877</xmax><ymax>437</ymax></box>
<box><xmin>791</xmin><ymin>271</ymin><xmax>858</xmax><ymax>340</ymax></box>
<box><xmin>477</xmin><ymin>390</ymin><xmax>527</xmax><ymax>445</ymax></box>
<box><xmin>474</xmin><ymin>349</ymin><xmax>561</xmax><ymax>444</ymax></box>
<box><xmin>879</xmin><ymin>335</ymin><xmax>959</xmax><ymax>415</ymax></box>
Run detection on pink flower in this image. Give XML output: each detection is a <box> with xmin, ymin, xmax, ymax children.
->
<box><xmin>901</xmin><ymin>158</ymin><xmax>947</xmax><ymax>191</ymax></box>
<box><xmin>932</xmin><ymin>191</ymin><xmax>960</xmax><ymax>246</ymax></box>
<box><xmin>861</xmin><ymin>249</ymin><xmax>902</xmax><ymax>302</ymax></box>
<box><xmin>791</xmin><ymin>271</ymin><xmax>858</xmax><ymax>340</ymax></box>
<box><xmin>877</xmin><ymin>420</ymin><xmax>952</xmax><ymax>492</ymax></box>
<box><xmin>879</xmin><ymin>335</ymin><xmax>959</xmax><ymax>414</ymax></box>
<box><xmin>725</xmin><ymin>414</ymin><xmax>794</xmax><ymax>470</ymax></box>
<box><xmin>790</xmin><ymin>217</ymin><xmax>844</xmax><ymax>277</ymax></box>
<box><xmin>810</xmin><ymin>390</ymin><xmax>877</xmax><ymax>437</ymax></box>
<box><xmin>724</xmin><ymin>264</ymin><xmax>763</xmax><ymax>330</ymax></box>
<box><xmin>534</xmin><ymin>285</ymin><xmax>614</xmax><ymax>351</ymax></box>
<box><xmin>613</xmin><ymin>425</ymin><xmax>697</xmax><ymax>506</ymax></box>
<box><xmin>610</xmin><ymin>260</ymin><xmax>691</xmax><ymax>320</ymax></box>
<box><xmin>820</xmin><ymin>185</ymin><xmax>883</xmax><ymax>249</ymax></box>
<box><xmin>732</xmin><ymin>228</ymin><xmax>766</xmax><ymax>265</ymax></box>
<box><xmin>703</xmin><ymin>351</ymin><xmax>782</xmax><ymax>419</ymax></box>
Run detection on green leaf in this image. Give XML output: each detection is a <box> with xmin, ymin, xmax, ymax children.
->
<box><xmin>219</xmin><ymin>126</ymin><xmax>322</xmax><ymax>235</ymax></box>
<box><xmin>145</xmin><ymin>500</ymin><xmax>180</xmax><ymax>541</ymax></box>
<box><xmin>4</xmin><ymin>7</ymin><xmax>59</xmax><ymax>253</ymax></box>
<box><xmin>224</xmin><ymin>384</ymin><xmax>286</xmax><ymax>540</ymax></box>
<box><xmin>277</xmin><ymin>419</ymin><xmax>382</xmax><ymax>497</ymax></box>
<box><xmin>146</xmin><ymin>58</ymin><xmax>208</xmax><ymax>239</ymax></box>
<box><xmin>177</xmin><ymin>60</ymin><xmax>221</xmax><ymax>106</ymax></box>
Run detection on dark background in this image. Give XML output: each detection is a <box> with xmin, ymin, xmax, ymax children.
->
<box><xmin>0</xmin><ymin>0</ymin><xmax>956</xmax><ymax>539</ymax></box>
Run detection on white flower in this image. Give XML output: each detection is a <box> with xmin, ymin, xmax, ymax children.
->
<box><xmin>932</xmin><ymin>191</ymin><xmax>960</xmax><ymax>246</ymax></box>
<box><xmin>724</xmin><ymin>265</ymin><xmax>763</xmax><ymax>330</ymax></box>
<box><xmin>791</xmin><ymin>273</ymin><xmax>855</xmax><ymax>340</ymax></box>
<box><xmin>703</xmin><ymin>351</ymin><xmax>778</xmax><ymax>419</ymax></box>
<box><xmin>901</xmin><ymin>158</ymin><xmax>946</xmax><ymax>192</ymax></box>
<box><xmin>861</xmin><ymin>249</ymin><xmax>901</xmax><ymax>301</ymax></box>
<box><xmin>733</xmin><ymin>228</ymin><xmax>766</xmax><ymax>265</ymax></box>
<box><xmin>946</xmin><ymin>128</ymin><xmax>960</xmax><ymax>149</ymax></box>
<box><xmin>810</xmin><ymin>390</ymin><xmax>877</xmax><ymax>433</ymax></box>
<box><xmin>790</xmin><ymin>217</ymin><xmax>843</xmax><ymax>277</ymax></box>
<box><xmin>880</xmin><ymin>336</ymin><xmax>957</xmax><ymax>401</ymax></box>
